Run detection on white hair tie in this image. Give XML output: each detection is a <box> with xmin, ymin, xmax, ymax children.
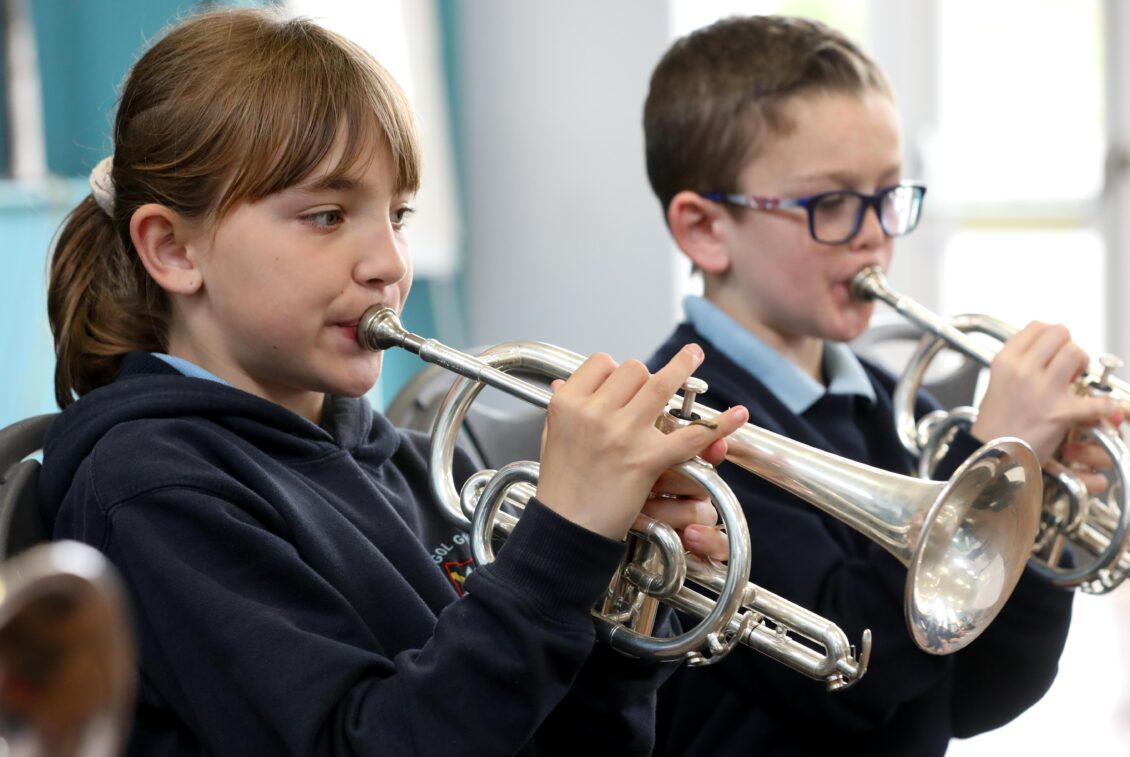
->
<box><xmin>89</xmin><ymin>156</ymin><xmax>116</xmax><ymax>216</ymax></box>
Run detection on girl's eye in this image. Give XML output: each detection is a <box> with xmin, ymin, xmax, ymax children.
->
<box><xmin>302</xmin><ymin>209</ymin><xmax>344</xmax><ymax>229</ymax></box>
<box><xmin>392</xmin><ymin>206</ymin><xmax>415</xmax><ymax>230</ymax></box>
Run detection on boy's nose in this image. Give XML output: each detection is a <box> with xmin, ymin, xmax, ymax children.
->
<box><xmin>850</xmin><ymin>205</ymin><xmax>887</xmax><ymax>250</ymax></box>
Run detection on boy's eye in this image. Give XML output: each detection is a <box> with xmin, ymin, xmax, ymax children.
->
<box><xmin>815</xmin><ymin>193</ymin><xmax>849</xmax><ymax>210</ymax></box>
<box><xmin>302</xmin><ymin>209</ymin><xmax>344</xmax><ymax>228</ymax></box>
<box><xmin>392</xmin><ymin>206</ymin><xmax>415</xmax><ymax>230</ymax></box>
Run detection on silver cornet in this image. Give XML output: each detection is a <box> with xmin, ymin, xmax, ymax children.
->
<box><xmin>852</xmin><ymin>264</ymin><xmax>1130</xmax><ymax>593</ymax></box>
<box><xmin>360</xmin><ymin>307</ymin><xmax>1044</xmax><ymax>688</ymax></box>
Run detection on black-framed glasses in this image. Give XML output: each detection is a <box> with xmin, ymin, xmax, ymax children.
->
<box><xmin>700</xmin><ymin>182</ymin><xmax>927</xmax><ymax>245</ymax></box>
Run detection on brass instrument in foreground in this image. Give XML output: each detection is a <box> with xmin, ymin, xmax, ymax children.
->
<box><xmin>852</xmin><ymin>264</ymin><xmax>1130</xmax><ymax>593</ymax></box>
<box><xmin>0</xmin><ymin>540</ymin><xmax>134</xmax><ymax>757</ymax></box>
<box><xmin>360</xmin><ymin>307</ymin><xmax>1043</xmax><ymax>686</ymax></box>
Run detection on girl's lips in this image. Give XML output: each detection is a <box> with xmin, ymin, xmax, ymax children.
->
<box><xmin>336</xmin><ymin>323</ymin><xmax>359</xmax><ymax>344</ymax></box>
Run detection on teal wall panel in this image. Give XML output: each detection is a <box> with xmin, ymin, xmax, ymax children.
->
<box><xmin>1</xmin><ymin>21</ymin><xmax>9</xmax><ymax>176</ymax></box>
<box><xmin>0</xmin><ymin>179</ymin><xmax>87</xmax><ymax>428</ymax></box>
<box><xmin>29</xmin><ymin>0</ymin><xmax>201</xmax><ymax>176</ymax></box>
<box><xmin>2</xmin><ymin>1</ymin><xmax>465</xmax><ymax>429</ymax></box>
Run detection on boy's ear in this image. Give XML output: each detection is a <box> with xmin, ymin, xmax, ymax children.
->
<box><xmin>667</xmin><ymin>191</ymin><xmax>732</xmax><ymax>274</ymax></box>
<box><xmin>129</xmin><ymin>204</ymin><xmax>203</xmax><ymax>294</ymax></box>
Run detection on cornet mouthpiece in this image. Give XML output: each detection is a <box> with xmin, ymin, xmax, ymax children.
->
<box><xmin>358</xmin><ymin>306</ymin><xmax>415</xmax><ymax>353</ymax></box>
<box><xmin>850</xmin><ymin>266</ymin><xmax>886</xmax><ymax>302</ymax></box>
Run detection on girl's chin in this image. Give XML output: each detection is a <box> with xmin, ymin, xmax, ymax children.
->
<box><xmin>332</xmin><ymin>378</ymin><xmax>379</xmax><ymax>399</ymax></box>
<box><xmin>331</xmin><ymin>357</ymin><xmax>382</xmax><ymax>398</ymax></box>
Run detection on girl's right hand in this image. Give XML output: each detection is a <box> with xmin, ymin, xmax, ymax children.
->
<box><xmin>535</xmin><ymin>345</ymin><xmax>748</xmax><ymax>540</ymax></box>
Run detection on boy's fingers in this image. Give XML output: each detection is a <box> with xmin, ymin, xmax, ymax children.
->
<box><xmin>1077</xmin><ymin>471</ymin><xmax>1112</xmax><ymax>495</ymax></box>
<box><xmin>998</xmin><ymin>321</ymin><xmax>1044</xmax><ymax>358</ymax></box>
<box><xmin>1060</xmin><ymin>440</ymin><xmax>1115</xmax><ymax>471</ymax></box>
<box><xmin>1045</xmin><ymin>338</ymin><xmax>1090</xmax><ymax>385</ymax></box>
<box><xmin>1022</xmin><ymin>323</ymin><xmax>1072</xmax><ymax>371</ymax></box>
<box><xmin>1067</xmin><ymin>396</ymin><xmax>1120</xmax><ymax>427</ymax></box>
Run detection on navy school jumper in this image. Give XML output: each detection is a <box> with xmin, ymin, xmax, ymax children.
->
<box><xmin>39</xmin><ymin>352</ymin><xmax>674</xmax><ymax>757</ymax></box>
<box><xmin>649</xmin><ymin>322</ymin><xmax>1073</xmax><ymax>757</ymax></box>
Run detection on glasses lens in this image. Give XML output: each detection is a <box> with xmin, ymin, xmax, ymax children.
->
<box><xmin>810</xmin><ymin>192</ymin><xmax>865</xmax><ymax>244</ymax></box>
<box><xmin>880</xmin><ymin>185</ymin><xmax>924</xmax><ymax>236</ymax></box>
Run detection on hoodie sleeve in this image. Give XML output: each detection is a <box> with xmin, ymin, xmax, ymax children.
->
<box><xmin>59</xmin><ymin>462</ymin><xmax>632</xmax><ymax>757</ymax></box>
<box><xmin>531</xmin><ymin>609</ymin><xmax>679</xmax><ymax>756</ymax></box>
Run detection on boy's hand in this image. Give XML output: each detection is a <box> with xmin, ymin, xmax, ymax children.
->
<box><xmin>1059</xmin><ymin>431</ymin><xmax>1122</xmax><ymax>495</ymax></box>
<box><xmin>535</xmin><ymin>345</ymin><xmax>749</xmax><ymax>540</ymax></box>
<box><xmin>971</xmin><ymin>321</ymin><xmax>1119</xmax><ymax>465</ymax></box>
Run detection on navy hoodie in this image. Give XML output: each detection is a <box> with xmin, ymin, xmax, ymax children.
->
<box><xmin>39</xmin><ymin>353</ymin><xmax>670</xmax><ymax>756</ymax></box>
<box><xmin>649</xmin><ymin>323</ymin><xmax>1074</xmax><ymax>757</ymax></box>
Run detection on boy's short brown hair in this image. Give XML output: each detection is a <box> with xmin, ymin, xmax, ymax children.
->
<box><xmin>643</xmin><ymin>15</ymin><xmax>892</xmax><ymax>215</ymax></box>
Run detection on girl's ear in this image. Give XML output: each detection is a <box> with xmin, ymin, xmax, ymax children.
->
<box><xmin>130</xmin><ymin>204</ymin><xmax>203</xmax><ymax>295</ymax></box>
<box><xmin>667</xmin><ymin>191</ymin><xmax>733</xmax><ymax>275</ymax></box>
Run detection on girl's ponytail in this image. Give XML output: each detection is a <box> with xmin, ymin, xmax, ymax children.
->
<box><xmin>47</xmin><ymin>193</ymin><xmax>167</xmax><ymax>407</ymax></box>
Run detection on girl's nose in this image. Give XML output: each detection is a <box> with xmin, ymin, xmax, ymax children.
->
<box><xmin>355</xmin><ymin>224</ymin><xmax>409</xmax><ymax>287</ymax></box>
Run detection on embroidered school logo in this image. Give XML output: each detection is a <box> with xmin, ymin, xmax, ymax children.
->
<box><xmin>443</xmin><ymin>558</ymin><xmax>474</xmax><ymax>596</ymax></box>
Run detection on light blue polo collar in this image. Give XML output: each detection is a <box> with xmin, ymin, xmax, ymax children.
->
<box><xmin>151</xmin><ymin>353</ymin><xmax>231</xmax><ymax>386</ymax></box>
<box><xmin>683</xmin><ymin>295</ymin><xmax>876</xmax><ymax>414</ymax></box>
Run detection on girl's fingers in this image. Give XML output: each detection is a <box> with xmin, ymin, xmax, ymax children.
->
<box><xmin>625</xmin><ymin>344</ymin><xmax>704</xmax><ymax>421</ymax></box>
<box><xmin>698</xmin><ymin>436</ymin><xmax>730</xmax><ymax>467</ymax></box>
<box><xmin>658</xmin><ymin>405</ymin><xmax>748</xmax><ymax>466</ymax></box>
<box><xmin>683</xmin><ymin>524</ymin><xmax>729</xmax><ymax>562</ymax></box>
<box><xmin>557</xmin><ymin>352</ymin><xmax>618</xmax><ymax>398</ymax></box>
<box><xmin>641</xmin><ymin>495</ymin><xmax>717</xmax><ymax>529</ymax></box>
<box><xmin>651</xmin><ymin>469</ymin><xmax>711</xmax><ymax>499</ymax></box>
<box><xmin>592</xmin><ymin>359</ymin><xmax>653</xmax><ymax>409</ymax></box>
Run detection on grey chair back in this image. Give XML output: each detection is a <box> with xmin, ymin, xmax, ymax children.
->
<box><xmin>0</xmin><ymin>414</ymin><xmax>56</xmax><ymax>558</ymax></box>
<box><xmin>384</xmin><ymin>364</ymin><xmax>545</xmax><ymax>471</ymax></box>
<box><xmin>853</xmin><ymin>320</ymin><xmax>983</xmax><ymax>410</ymax></box>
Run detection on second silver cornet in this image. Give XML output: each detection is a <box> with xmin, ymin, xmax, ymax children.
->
<box><xmin>852</xmin><ymin>264</ymin><xmax>1130</xmax><ymax>594</ymax></box>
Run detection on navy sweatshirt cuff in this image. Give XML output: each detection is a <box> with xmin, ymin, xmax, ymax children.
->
<box><xmin>485</xmin><ymin>497</ymin><xmax>628</xmax><ymax>619</ymax></box>
<box><xmin>934</xmin><ymin>427</ymin><xmax>989</xmax><ymax>480</ymax></box>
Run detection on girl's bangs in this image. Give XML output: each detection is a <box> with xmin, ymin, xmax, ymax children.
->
<box><xmin>214</xmin><ymin>36</ymin><xmax>420</xmax><ymax>215</ymax></box>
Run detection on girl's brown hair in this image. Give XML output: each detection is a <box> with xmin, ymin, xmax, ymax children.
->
<box><xmin>48</xmin><ymin>8</ymin><xmax>421</xmax><ymax>407</ymax></box>
<box><xmin>644</xmin><ymin>15</ymin><xmax>892</xmax><ymax>216</ymax></box>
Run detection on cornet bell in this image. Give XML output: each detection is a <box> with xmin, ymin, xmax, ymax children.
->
<box><xmin>664</xmin><ymin>401</ymin><xmax>1043</xmax><ymax>655</ymax></box>
<box><xmin>904</xmin><ymin>439</ymin><xmax>1040</xmax><ymax>653</ymax></box>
